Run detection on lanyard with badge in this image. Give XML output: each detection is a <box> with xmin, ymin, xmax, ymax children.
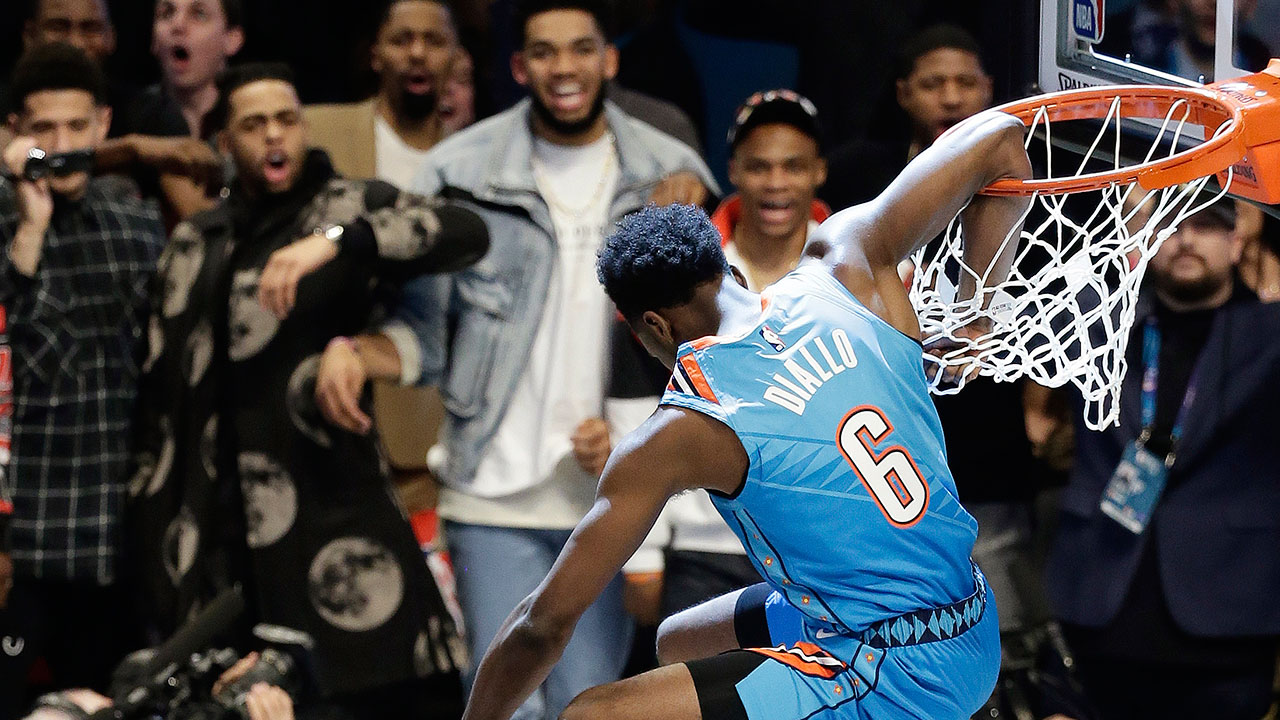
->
<box><xmin>1099</xmin><ymin>318</ymin><xmax>1198</xmax><ymax>534</ymax></box>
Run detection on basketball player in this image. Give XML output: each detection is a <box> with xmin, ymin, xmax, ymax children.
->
<box><xmin>461</xmin><ymin>109</ymin><xmax>1032</xmax><ymax>720</ymax></box>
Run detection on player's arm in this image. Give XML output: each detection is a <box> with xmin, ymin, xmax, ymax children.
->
<box><xmin>811</xmin><ymin>111</ymin><xmax>1032</xmax><ymax>338</ymax></box>
<box><xmin>461</xmin><ymin>406</ymin><xmax>748</xmax><ymax>720</ymax></box>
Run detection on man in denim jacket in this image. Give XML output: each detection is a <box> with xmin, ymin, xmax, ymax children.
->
<box><xmin>313</xmin><ymin>2</ymin><xmax>717</xmax><ymax>718</ymax></box>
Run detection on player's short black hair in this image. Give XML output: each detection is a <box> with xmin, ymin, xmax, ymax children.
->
<box><xmin>9</xmin><ymin>42</ymin><xmax>108</xmax><ymax>108</ymax></box>
<box><xmin>376</xmin><ymin>0</ymin><xmax>457</xmax><ymax>33</ymax></box>
<box><xmin>514</xmin><ymin>0</ymin><xmax>613</xmax><ymax>46</ymax></box>
<box><xmin>598</xmin><ymin>204</ymin><xmax>729</xmax><ymax>319</ymax></box>
<box><xmin>896</xmin><ymin>24</ymin><xmax>985</xmax><ymax>80</ymax></box>
<box><xmin>206</xmin><ymin>62</ymin><xmax>296</xmax><ymax>131</ymax></box>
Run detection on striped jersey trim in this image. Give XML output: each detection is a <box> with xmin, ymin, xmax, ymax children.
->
<box><xmin>746</xmin><ymin>642</ymin><xmax>847</xmax><ymax>679</ymax></box>
<box><xmin>668</xmin><ymin>354</ymin><xmax>719</xmax><ymax>404</ymax></box>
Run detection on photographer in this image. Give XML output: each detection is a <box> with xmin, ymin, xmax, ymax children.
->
<box><xmin>24</xmin><ymin>589</ymin><xmax>312</xmax><ymax>720</ymax></box>
<box><xmin>24</xmin><ymin>657</ymin><xmax>295</xmax><ymax>720</ymax></box>
<box><xmin>0</xmin><ymin>43</ymin><xmax>165</xmax><ymax>714</ymax></box>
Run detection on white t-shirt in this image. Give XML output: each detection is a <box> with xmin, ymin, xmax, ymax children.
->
<box><xmin>375</xmin><ymin>115</ymin><xmax>433</xmax><ymax>189</ymax></box>
<box><xmin>438</xmin><ymin>133</ymin><xmax>621</xmax><ymax>529</ymax></box>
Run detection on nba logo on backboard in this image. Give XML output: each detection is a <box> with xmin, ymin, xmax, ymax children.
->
<box><xmin>1072</xmin><ymin>0</ymin><xmax>1104</xmax><ymax>44</ymax></box>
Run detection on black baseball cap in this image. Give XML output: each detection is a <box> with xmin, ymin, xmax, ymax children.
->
<box><xmin>727</xmin><ymin>89</ymin><xmax>821</xmax><ymax>153</ymax></box>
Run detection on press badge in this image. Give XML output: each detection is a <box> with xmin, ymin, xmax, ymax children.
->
<box><xmin>1099</xmin><ymin>440</ymin><xmax>1168</xmax><ymax>534</ymax></box>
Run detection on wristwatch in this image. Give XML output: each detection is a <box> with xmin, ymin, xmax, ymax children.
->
<box><xmin>315</xmin><ymin>223</ymin><xmax>344</xmax><ymax>247</ymax></box>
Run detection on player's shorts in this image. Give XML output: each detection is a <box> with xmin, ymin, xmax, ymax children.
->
<box><xmin>685</xmin><ymin>566</ymin><xmax>999</xmax><ymax>720</ymax></box>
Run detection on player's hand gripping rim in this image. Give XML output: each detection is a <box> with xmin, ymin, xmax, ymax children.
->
<box><xmin>923</xmin><ymin>320</ymin><xmax>989</xmax><ymax>389</ymax></box>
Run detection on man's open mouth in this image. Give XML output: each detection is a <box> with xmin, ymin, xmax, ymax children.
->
<box><xmin>548</xmin><ymin>82</ymin><xmax>587</xmax><ymax>114</ymax></box>
<box><xmin>404</xmin><ymin>72</ymin><xmax>433</xmax><ymax>95</ymax></box>
<box><xmin>263</xmin><ymin>151</ymin><xmax>290</xmax><ymax>184</ymax></box>
<box><xmin>759</xmin><ymin>199</ymin><xmax>796</xmax><ymax>225</ymax></box>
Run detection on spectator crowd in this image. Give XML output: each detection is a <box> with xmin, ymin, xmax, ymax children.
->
<box><xmin>0</xmin><ymin>1</ymin><xmax>1277</xmax><ymax>719</ymax></box>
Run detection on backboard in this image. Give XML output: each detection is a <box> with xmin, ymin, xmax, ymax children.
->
<box><xmin>1041</xmin><ymin>0</ymin><xmax>1279</xmax><ymax>91</ymax></box>
<box><xmin>1040</xmin><ymin>0</ymin><xmax>1280</xmax><ymax>213</ymax></box>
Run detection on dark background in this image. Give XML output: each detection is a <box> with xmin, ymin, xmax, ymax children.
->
<box><xmin>1</xmin><ymin>0</ymin><xmax>1039</xmax><ymax>165</ymax></box>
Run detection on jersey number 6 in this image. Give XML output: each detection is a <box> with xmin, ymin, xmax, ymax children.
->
<box><xmin>836</xmin><ymin>406</ymin><xmax>930</xmax><ymax>527</ymax></box>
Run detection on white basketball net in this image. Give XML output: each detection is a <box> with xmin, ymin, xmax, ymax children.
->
<box><xmin>911</xmin><ymin>96</ymin><xmax>1236</xmax><ymax>430</ymax></box>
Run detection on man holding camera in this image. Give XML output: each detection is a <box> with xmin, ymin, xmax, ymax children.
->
<box><xmin>0</xmin><ymin>43</ymin><xmax>166</xmax><ymax>716</ymax></box>
<box><xmin>2</xmin><ymin>0</ymin><xmax>228</xmax><ymax>227</ymax></box>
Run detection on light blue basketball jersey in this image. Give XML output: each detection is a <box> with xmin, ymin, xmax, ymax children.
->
<box><xmin>660</xmin><ymin>264</ymin><xmax>979</xmax><ymax>634</ymax></box>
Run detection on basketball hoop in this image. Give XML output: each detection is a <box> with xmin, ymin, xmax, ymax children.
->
<box><xmin>912</xmin><ymin>61</ymin><xmax>1280</xmax><ymax>429</ymax></box>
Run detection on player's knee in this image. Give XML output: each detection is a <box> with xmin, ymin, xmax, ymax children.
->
<box><xmin>559</xmin><ymin>683</ymin><xmax>620</xmax><ymax>720</ymax></box>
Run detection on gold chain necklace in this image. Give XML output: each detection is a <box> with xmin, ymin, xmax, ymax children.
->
<box><xmin>532</xmin><ymin>133</ymin><xmax>617</xmax><ymax>220</ymax></box>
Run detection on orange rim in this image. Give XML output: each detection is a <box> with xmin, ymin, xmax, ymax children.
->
<box><xmin>980</xmin><ymin>85</ymin><xmax>1246</xmax><ymax>196</ymax></box>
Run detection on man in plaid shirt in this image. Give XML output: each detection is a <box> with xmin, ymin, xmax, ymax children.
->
<box><xmin>0</xmin><ymin>43</ymin><xmax>164</xmax><ymax>707</ymax></box>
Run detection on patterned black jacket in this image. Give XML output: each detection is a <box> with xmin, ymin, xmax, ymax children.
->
<box><xmin>129</xmin><ymin>151</ymin><xmax>486</xmax><ymax>696</ymax></box>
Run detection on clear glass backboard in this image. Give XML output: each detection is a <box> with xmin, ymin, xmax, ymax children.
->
<box><xmin>1041</xmin><ymin>0</ymin><xmax>1280</xmax><ymax>91</ymax></box>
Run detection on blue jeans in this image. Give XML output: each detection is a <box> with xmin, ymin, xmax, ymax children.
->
<box><xmin>445</xmin><ymin>521</ymin><xmax>633</xmax><ymax>720</ymax></box>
